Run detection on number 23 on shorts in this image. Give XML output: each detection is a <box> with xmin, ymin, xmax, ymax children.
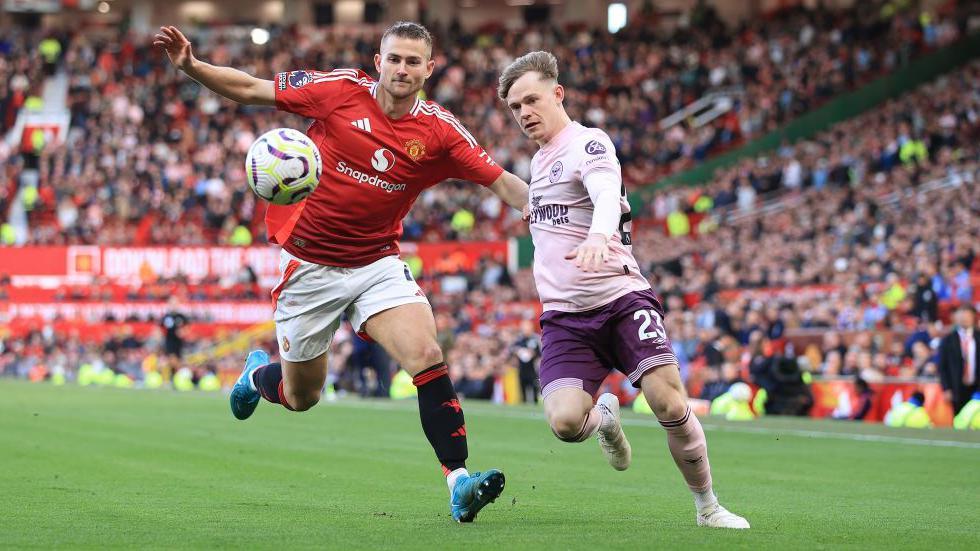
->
<box><xmin>634</xmin><ymin>308</ymin><xmax>667</xmax><ymax>342</ymax></box>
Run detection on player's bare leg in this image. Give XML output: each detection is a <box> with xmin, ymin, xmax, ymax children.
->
<box><xmin>640</xmin><ymin>365</ymin><xmax>750</xmax><ymax>529</ymax></box>
<box><xmin>363</xmin><ymin>302</ymin><xmax>504</xmax><ymax>522</ymax></box>
<box><xmin>231</xmin><ymin>349</ymin><xmax>329</xmax><ymax>419</ymax></box>
<box><xmin>544</xmin><ymin>387</ymin><xmax>631</xmax><ymax>470</ymax></box>
<box><xmin>279</xmin><ymin>355</ymin><xmax>329</xmax><ymax>410</ymax></box>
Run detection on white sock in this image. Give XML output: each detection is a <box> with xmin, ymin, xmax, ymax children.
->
<box><xmin>596</xmin><ymin>405</ymin><xmax>613</xmax><ymax>433</ymax></box>
<box><xmin>694</xmin><ymin>488</ymin><xmax>718</xmax><ymax>512</ymax></box>
<box><xmin>248</xmin><ymin>370</ymin><xmax>258</xmax><ymax>392</ymax></box>
<box><xmin>446</xmin><ymin>468</ymin><xmax>469</xmax><ymax>494</ymax></box>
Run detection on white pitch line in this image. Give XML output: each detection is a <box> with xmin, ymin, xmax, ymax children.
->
<box><xmin>694</xmin><ymin>422</ymin><xmax>980</xmax><ymax>449</ymax></box>
<box><xmin>323</xmin><ymin>398</ymin><xmax>980</xmax><ymax>450</ymax></box>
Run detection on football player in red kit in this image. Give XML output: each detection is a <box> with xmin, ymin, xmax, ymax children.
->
<box><xmin>154</xmin><ymin>22</ymin><xmax>528</xmax><ymax>523</ymax></box>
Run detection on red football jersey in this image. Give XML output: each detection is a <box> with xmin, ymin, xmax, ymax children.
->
<box><xmin>267</xmin><ymin>68</ymin><xmax>504</xmax><ymax>267</ymax></box>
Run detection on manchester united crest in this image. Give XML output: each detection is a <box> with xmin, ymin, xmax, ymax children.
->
<box><xmin>405</xmin><ymin>138</ymin><xmax>426</xmax><ymax>161</ymax></box>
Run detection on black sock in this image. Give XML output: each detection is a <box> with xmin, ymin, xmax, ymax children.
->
<box><xmin>413</xmin><ymin>362</ymin><xmax>467</xmax><ymax>473</ymax></box>
<box><xmin>253</xmin><ymin>363</ymin><xmax>288</xmax><ymax>406</ymax></box>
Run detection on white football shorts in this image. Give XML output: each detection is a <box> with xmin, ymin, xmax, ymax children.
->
<box><xmin>271</xmin><ymin>249</ymin><xmax>430</xmax><ymax>362</ymax></box>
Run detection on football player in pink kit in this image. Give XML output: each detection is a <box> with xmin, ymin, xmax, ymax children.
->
<box><xmin>154</xmin><ymin>22</ymin><xmax>527</xmax><ymax>522</ymax></box>
<box><xmin>498</xmin><ymin>51</ymin><xmax>749</xmax><ymax>529</ymax></box>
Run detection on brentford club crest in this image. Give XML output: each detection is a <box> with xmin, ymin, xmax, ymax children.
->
<box><xmin>282</xmin><ymin>337</ymin><xmax>290</xmax><ymax>352</ymax></box>
<box><xmin>405</xmin><ymin>138</ymin><xmax>426</xmax><ymax>161</ymax></box>
<box><xmin>549</xmin><ymin>161</ymin><xmax>563</xmax><ymax>183</ymax></box>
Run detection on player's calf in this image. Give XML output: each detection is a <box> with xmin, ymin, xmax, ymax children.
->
<box><xmin>281</xmin><ymin>384</ymin><xmax>320</xmax><ymax>411</ymax></box>
<box><xmin>642</xmin><ymin>368</ymin><xmax>712</xmax><ymax>492</ymax></box>
<box><xmin>413</xmin><ymin>362</ymin><xmax>468</xmax><ymax>473</ymax></box>
<box><xmin>657</xmin><ymin>404</ymin><xmax>712</xmax><ymax>492</ymax></box>
<box><xmin>252</xmin><ymin>362</ymin><xmax>297</xmax><ymax>411</ymax></box>
<box><xmin>252</xmin><ymin>355</ymin><xmax>327</xmax><ymax>412</ymax></box>
<box><xmin>640</xmin><ymin>367</ymin><xmax>749</xmax><ymax>527</ymax></box>
<box><xmin>412</xmin><ymin>362</ymin><xmax>507</xmax><ymax>521</ymax></box>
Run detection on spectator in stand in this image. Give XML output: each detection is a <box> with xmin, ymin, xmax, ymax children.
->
<box><xmin>938</xmin><ymin>304</ymin><xmax>978</xmax><ymax>413</ymax></box>
<box><xmin>908</xmin><ymin>340</ymin><xmax>938</xmax><ymax>378</ymax></box>
<box><xmin>160</xmin><ymin>295</ymin><xmax>189</xmax><ymax>377</ymax></box>
<box><xmin>4</xmin><ymin>0</ymin><xmax>969</xmax><ymax>246</ymax></box>
<box><xmin>350</xmin><ymin>333</ymin><xmax>393</xmax><ymax>399</ymax></box>
<box><xmin>4</xmin><ymin>10</ymin><xmax>980</xmax><ymax>407</ymax></box>
<box><xmin>852</xmin><ymin>378</ymin><xmax>874</xmax><ymax>421</ymax></box>
<box><xmin>449</xmin><ymin>340</ymin><xmax>495</xmax><ymax>400</ymax></box>
<box><xmin>821</xmin><ymin>350</ymin><xmax>843</xmax><ymax>376</ymax></box>
<box><xmin>762</xmin><ymin>356</ymin><xmax>814</xmax><ymax>416</ymax></box>
<box><xmin>699</xmin><ymin>362</ymin><xmax>744</xmax><ymax>403</ymax></box>
<box><xmin>952</xmin><ymin>260</ymin><xmax>974</xmax><ymax>304</ymax></box>
<box><xmin>510</xmin><ymin>319</ymin><xmax>541</xmax><ymax>404</ymax></box>
<box><xmin>822</xmin><ymin>331</ymin><xmax>848</xmax><ymax>362</ymax></box>
<box><xmin>910</xmin><ymin>271</ymin><xmax>939</xmax><ymax>322</ymax></box>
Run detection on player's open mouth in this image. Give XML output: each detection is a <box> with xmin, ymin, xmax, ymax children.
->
<box><xmin>524</xmin><ymin>122</ymin><xmax>539</xmax><ymax>131</ymax></box>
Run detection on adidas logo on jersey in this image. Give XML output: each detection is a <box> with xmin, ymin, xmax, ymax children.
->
<box><xmin>351</xmin><ymin>118</ymin><xmax>372</xmax><ymax>133</ymax></box>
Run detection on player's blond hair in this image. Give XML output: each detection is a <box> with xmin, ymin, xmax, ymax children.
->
<box><xmin>497</xmin><ymin>51</ymin><xmax>558</xmax><ymax>100</ymax></box>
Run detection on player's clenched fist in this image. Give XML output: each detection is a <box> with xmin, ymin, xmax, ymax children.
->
<box><xmin>153</xmin><ymin>26</ymin><xmax>195</xmax><ymax>72</ymax></box>
<box><xmin>565</xmin><ymin>233</ymin><xmax>610</xmax><ymax>272</ymax></box>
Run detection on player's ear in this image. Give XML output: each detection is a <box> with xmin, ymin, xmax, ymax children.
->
<box><xmin>425</xmin><ymin>58</ymin><xmax>436</xmax><ymax>79</ymax></box>
<box><xmin>554</xmin><ymin>84</ymin><xmax>565</xmax><ymax>104</ymax></box>
<box><xmin>374</xmin><ymin>53</ymin><xmax>382</xmax><ymax>74</ymax></box>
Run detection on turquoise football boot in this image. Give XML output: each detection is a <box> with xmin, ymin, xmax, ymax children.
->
<box><xmin>229</xmin><ymin>350</ymin><xmax>269</xmax><ymax>420</ymax></box>
<box><xmin>450</xmin><ymin>469</ymin><xmax>505</xmax><ymax>523</ymax></box>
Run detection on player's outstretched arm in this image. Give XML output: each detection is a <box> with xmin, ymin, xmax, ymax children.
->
<box><xmin>488</xmin><ymin>171</ymin><xmax>530</xmax><ymax>213</ymax></box>
<box><xmin>153</xmin><ymin>26</ymin><xmax>275</xmax><ymax>106</ymax></box>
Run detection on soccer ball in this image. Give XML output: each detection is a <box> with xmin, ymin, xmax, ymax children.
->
<box><xmin>245</xmin><ymin>128</ymin><xmax>322</xmax><ymax>205</ymax></box>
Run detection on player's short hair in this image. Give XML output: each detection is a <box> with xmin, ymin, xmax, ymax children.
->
<box><xmin>380</xmin><ymin>21</ymin><xmax>433</xmax><ymax>57</ymax></box>
<box><xmin>497</xmin><ymin>51</ymin><xmax>559</xmax><ymax>100</ymax></box>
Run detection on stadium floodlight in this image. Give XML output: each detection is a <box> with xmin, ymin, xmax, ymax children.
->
<box><xmin>251</xmin><ymin>28</ymin><xmax>270</xmax><ymax>45</ymax></box>
<box><xmin>608</xmin><ymin>3</ymin><xmax>627</xmax><ymax>33</ymax></box>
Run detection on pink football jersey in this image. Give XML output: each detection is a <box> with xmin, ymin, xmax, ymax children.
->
<box><xmin>528</xmin><ymin>122</ymin><xmax>650</xmax><ymax>312</ymax></box>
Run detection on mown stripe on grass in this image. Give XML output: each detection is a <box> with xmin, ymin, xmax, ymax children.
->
<box><xmin>320</xmin><ymin>398</ymin><xmax>980</xmax><ymax>450</ymax></box>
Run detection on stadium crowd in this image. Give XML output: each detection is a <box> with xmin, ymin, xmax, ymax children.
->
<box><xmin>640</xmin><ymin>60</ymin><xmax>980</xmax><ymax>301</ymax></box>
<box><xmin>632</xmin><ymin>59</ymin><xmax>980</xmax><ymax>397</ymax></box>
<box><xmin>2</xmin><ymin>2</ymin><xmax>979</xmax><ymax>413</ymax></box>
<box><xmin>0</xmin><ymin>28</ymin><xmax>51</xmax><ymax>137</ymax></box>
<box><xmin>3</xmin><ymin>145</ymin><xmax>978</xmax><ymax>400</ymax></box>
<box><xmin>0</xmin><ymin>0</ymin><xmax>970</xmax><ymax>246</ymax></box>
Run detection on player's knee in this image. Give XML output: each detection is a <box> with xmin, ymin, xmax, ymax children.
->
<box><xmin>406</xmin><ymin>341</ymin><xmax>445</xmax><ymax>373</ymax></box>
<box><xmin>421</xmin><ymin>341</ymin><xmax>445</xmax><ymax>367</ymax></box>
<box><xmin>650</xmin><ymin>392</ymin><xmax>687</xmax><ymax>421</ymax></box>
<box><xmin>548</xmin><ymin>411</ymin><xmax>586</xmax><ymax>442</ymax></box>
<box><xmin>641</xmin><ymin>367</ymin><xmax>687</xmax><ymax>420</ymax></box>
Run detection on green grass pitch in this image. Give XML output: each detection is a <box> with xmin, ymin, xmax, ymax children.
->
<box><xmin>1</xmin><ymin>380</ymin><xmax>978</xmax><ymax>549</ymax></box>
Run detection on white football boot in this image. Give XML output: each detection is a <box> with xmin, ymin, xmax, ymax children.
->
<box><xmin>697</xmin><ymin>502</ymin><xmax>751</xmax><ymax>529</ymax></box>
<box><xmin>596</xmin><ymin>393</ymin><xmax>632</xmax><ymax>471</ymax></box>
